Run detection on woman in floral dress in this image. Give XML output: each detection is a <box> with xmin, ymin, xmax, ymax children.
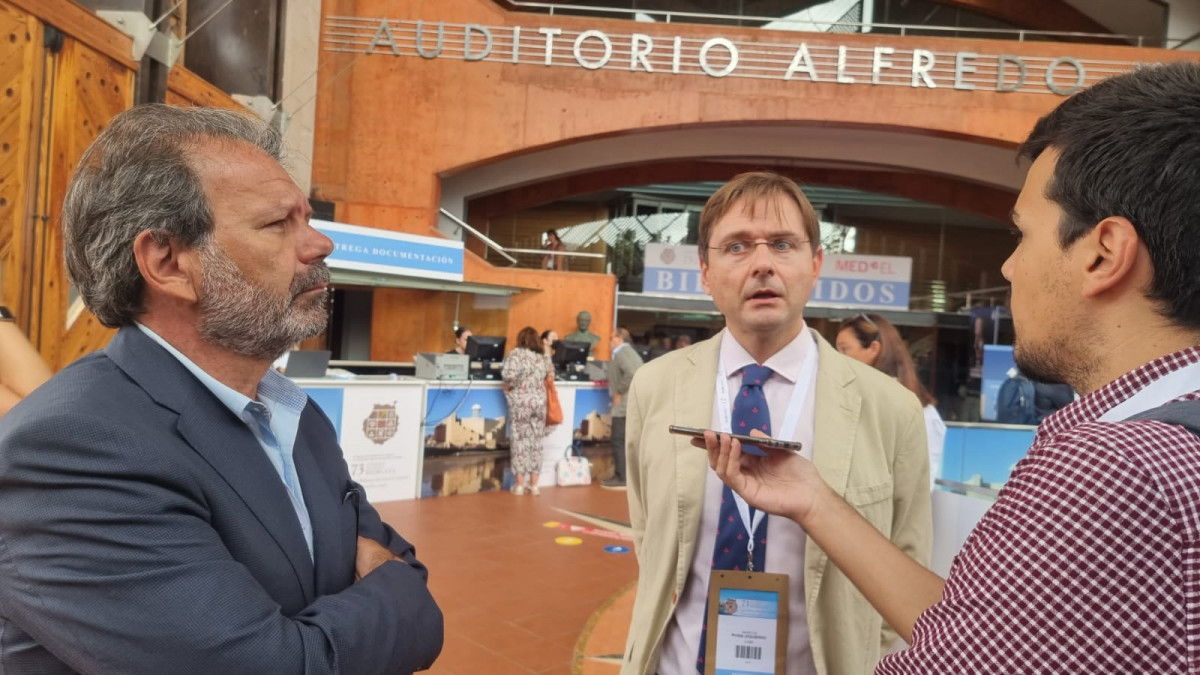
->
<box><xmin>502</xmin><ymin>326</ymin><xmax>552</xmax><ymax>495</ymax></box>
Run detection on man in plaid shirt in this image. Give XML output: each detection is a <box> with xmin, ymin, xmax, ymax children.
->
<box><xmin>698</xmin><ymin>60</ymin><xmax>1200</xmax><ymax>673</ymax></box>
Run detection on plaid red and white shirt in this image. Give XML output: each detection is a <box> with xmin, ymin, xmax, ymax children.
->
<box><xmin>878</xmin><ymin>346</ymin><xmax>1200</xmax><ymax>674</ymax></box>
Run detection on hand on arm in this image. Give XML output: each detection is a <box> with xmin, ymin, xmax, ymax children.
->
<box><xmin>356</xmin><ymin>536</ymin><xmax>402</xmax><ymax>581</ymax></box>
<box><xmin>697</xmin><ymin>430</ymin><xmax>945</xmax><ymax>642</ymax></box>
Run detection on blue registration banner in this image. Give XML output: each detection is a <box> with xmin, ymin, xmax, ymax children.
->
<box><xmin>313</xmin><ymin>219</ymin><xmax>464</xmax><ymax>281</ymax></box>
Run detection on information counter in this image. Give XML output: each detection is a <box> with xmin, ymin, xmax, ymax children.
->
<box><xmin>298</xmin><ymin>378</ymin><xmax>427</xmax><ymax>503</ymax></box>
<box><xmin>296</xmin><ymin>376</ymin><xmax>612</xmax><ymax>502</ymax></box>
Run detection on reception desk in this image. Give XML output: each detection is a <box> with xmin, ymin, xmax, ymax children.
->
<box><xmin>296</xmin><ymin>378</ymin><xmax>1036</xmax><ymax>505</ymax></box>
<box><xmin>297</xmin><ymin>376</ymin><xmax>612</xmax><ymax>502</ymax></box>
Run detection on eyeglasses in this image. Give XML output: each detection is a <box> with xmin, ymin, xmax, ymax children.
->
<box><xmin>707</xmin><ymin>238</ymin><xmax>810</xmax><ymax>260</ymax></box>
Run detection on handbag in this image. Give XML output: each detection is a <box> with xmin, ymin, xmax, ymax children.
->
<box><xmin>545</xmin><ymin>374</ymin><xmax>563</xmax><ymax>426</ymax></box>
<box><xmin>555</xmin><ymin>441</ymin><xmax>592</xmax><ymax>487</ymax></box>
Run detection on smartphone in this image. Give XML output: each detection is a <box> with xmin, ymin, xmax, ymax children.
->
<box><xmin>668</xmin><ymin>425</ymin><xmax>804</xmax><ymax>453</ymax></box>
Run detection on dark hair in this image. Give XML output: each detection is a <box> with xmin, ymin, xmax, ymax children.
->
<box><xmin>540</xmin><ymin>329</ymin><xmax>554</xmax><ymax>342</ymax></box>
<box><xmin>1019</xmin><ymin>61</ymin><xmax>1200</xmax><ymax>329</ymax></box>
<box><xmin>454</xmin><ymin>327</ymin><xmax>471</xmax><ymax>340</ymax></box>
<box><xmin>545</xmin><ymin>229</ymin><xmax>561</xmax><ymax>243</ymax></box>
<box><xmin>838</xmin><ymin>313</ymin><xmax>935</xmax><ymax>407</ymax></box>
<box><xmin>516</xmin><ymin>326</ymin><xmax>540</xmax><ymax>352</ymax></box>
<box><xmin>698</xmin><ymin>171</ymin><xmax>820</xmax><ymax>264</ymax></box>
<box><xmin>61</xmin><ymin>104</ymin><xmax>284</xmax><ymax>327</ymax></box>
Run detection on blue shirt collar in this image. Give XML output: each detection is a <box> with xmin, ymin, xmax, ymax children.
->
<box><xmin>134</xmin><ymin>323</ymin><xmax>307</xmax><ymax>417</ymax></box>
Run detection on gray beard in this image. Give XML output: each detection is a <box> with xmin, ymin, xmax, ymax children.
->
<box><xmin>196</xmin><ymin>244</ymin><xmax>330</xmax><ymax>361</ymax></box>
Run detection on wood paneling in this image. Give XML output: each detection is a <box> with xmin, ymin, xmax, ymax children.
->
<box><xmin>0</xmin><ymin>3</ymin><xmax>41</xmax><ymax>327</ymax></box>
<box><xmin>33</xmin><ymin>36</ymin><xmax>132</xmax><ymax>368</ymax></box>
<box><xmin>6</xmin><ymin>0</ymin><xmax>136</xmax><ymax>71</ymax></box>
<box><xmin>2</xmin><ymin>0</ymin><xmax>270</xmax><ymax>370</ymax></box>
<box><xmin>167</xmin><ymin>66</ymin><xmax>243</xmax><ymax>109</ymax></box>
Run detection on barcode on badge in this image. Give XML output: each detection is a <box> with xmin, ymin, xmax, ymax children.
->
<box><xmin>735</xmin><ymin>645</ymin><xmax>762</xmax><ymax>660</ymax></box>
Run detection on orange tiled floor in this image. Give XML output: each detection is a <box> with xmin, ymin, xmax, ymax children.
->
<box><xmin>375</xmin><ymin>484</ymin><xmax>637</xmax><ymax>674</ymax></box>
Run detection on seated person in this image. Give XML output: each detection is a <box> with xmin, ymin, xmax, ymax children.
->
<box><xmin>448</xmin><ymin>326</ymin><xmax>471</xmax><ymax>355</ymax></box>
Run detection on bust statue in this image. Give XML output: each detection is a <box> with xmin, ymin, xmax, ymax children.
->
<box><xmin>563</xmin><ymin>310</ymin><xmax>600</xmax><ymax>356</ymax></box>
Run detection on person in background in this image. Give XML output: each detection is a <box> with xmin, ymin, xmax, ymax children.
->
<box><xmin>542</xmin><ymin>229</ymin><xmax>567</xmax><ymax>271</ymax></box>
<box><xmin>0</xmin><ymin>104</ymin><xmax>442</xmax><ymax>672</ymax></box>
<box><xmin>672</xmin><ymin>334</ymin><xmax>693</xmax><ymax>350</ymax></box>
<box><xmin>448</xmin><ymin>326</ymin><xmax>472</xmax><ymax>355</ymax></box>
<box><xmin>502</xmin><ymin>326</ymin><xmax>551</xmax><ymax>495</ymax></box>
<box><xmin>0</xmin><ymin>310</ymin><xmax>52</xmax><ymax>417</ymax></box>
<box><xmin>541</xmin><ymin>329</ymin><xmax>559</xmax><ymax>355</ymax></box>
<box><xmin>602</xmin><ymin>326</ymin><xmax>643</xmax><ymax>490</ymax></box>
<box><xmin>542</xmin><ymin>328</ymin><xmax>560</xmax><ymax>376</ymax></box>
<box><xmin>996</xmin><ymin>366</ymin><xmax>1037</xmax><ymax>425</ymax></box>
<box><xmin>836</xmin><ymin>313</ymin><xmax>945</xmax><ymax>489</ymax></box>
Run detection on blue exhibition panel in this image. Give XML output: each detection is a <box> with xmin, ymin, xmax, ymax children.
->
<box><xmin>941</xmin><ymin>423</ymin><xmax>1037</xmax><ymax>488</ymax></box>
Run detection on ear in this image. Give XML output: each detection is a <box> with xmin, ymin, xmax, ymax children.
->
<box><xmin>866</xmin><ymin>339</ymin><xmax>883</xmax><ymax>364</ymax></box>
<box><xmin>132</xmin><ymin>230</ymin><xmax>201</xmax><ymax>304</ymax></box>
<box><xmin>1079</xmin><ymin>216</ymin><xmax>1142</xmax><ymax>298</ymax></box>
<box><xmin>811</xmin><ymin>245</ymin><xmax>824</xmax><ymax>280</ymax></box>
<box><xmin>700</xmin><ymin>256</ymin><xmax>712</xmax><ymax>296</ymax></box>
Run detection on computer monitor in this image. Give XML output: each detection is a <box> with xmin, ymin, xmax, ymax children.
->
<box><xmin>553</xmin><ymin>340</ymin><xmax>590</xmax><ymax>367</ymax></box>
<box><xmin>283</xmin><ymin>349</ymin><xmax>331</xmax><ymax>378</ymax></box>
<box><xmin>465</xmin><ymin>335</ymin><xmax>506</xmax><ymax>363</ymax></box>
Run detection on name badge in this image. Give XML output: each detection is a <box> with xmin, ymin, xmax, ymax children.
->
<box><xmin>704</xmin><ymin>571</ymin><xmax>789</xmax><ymax>675</ymax></box>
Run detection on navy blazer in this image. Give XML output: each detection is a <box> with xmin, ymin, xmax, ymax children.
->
<box><xmin>0</xmin><ymin>327</ymin><xmax>443</xmax><ymax>674</ymax></box>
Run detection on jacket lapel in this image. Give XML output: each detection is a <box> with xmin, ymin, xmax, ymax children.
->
<box><xmin>293</xmin><ymin>425</ymin><xmax>346</xmax><ymax>593</ymax></box>
<box><xmin>106</xmin><ymin>327</ymin><xmax>317</xmax><ymax>602</ymax></box>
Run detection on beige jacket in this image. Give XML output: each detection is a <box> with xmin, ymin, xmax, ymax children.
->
<box><xmin>622</xmin><ymin>330</ymin><xmax>932</xmax><ymax>675</ymax></box>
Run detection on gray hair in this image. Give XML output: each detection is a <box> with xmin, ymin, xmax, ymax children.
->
<box><xmin>61</xmin><ymin>104</ymin><xmax>285</xmax><ymax>327</ymax></box>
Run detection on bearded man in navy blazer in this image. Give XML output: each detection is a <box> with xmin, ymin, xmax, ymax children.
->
<box><xmin>0</xmin><ymin>105</ymin><xmax>443</xmax><ymax>674</ymax></box>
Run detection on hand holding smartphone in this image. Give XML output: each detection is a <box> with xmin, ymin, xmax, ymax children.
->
<box><xmin>668</xmin><ymin>425</ymin><xmax>803</xmax><ymax>455</ymax></box>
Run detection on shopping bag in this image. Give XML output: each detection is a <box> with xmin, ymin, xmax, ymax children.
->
<box><xmin>556</xmin><ymin>441</ymin><xmax>592</xmax><ymax>486</ymax></box>
<box><xmin>545</xmin><ymin>375</ymin><xmax>563</xmax><ymax>426</ymax></box>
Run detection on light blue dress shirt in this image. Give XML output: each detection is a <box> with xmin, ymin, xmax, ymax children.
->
<box><xmin>136</xmin><ymin>324</ymin><xmax>313</xmax><ymax>558</ymax></box>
